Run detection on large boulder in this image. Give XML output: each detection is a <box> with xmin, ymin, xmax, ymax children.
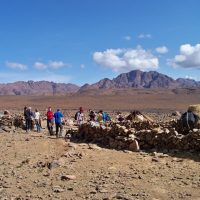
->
<box><xmin>188</xmin><ymin>104</ymin><xmax>200</xmax><ymax>127</ymax></box>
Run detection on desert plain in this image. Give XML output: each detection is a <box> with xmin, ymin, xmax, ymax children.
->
<box><xmin>0</xmin><ymin>89</ymin><xmax>200</xmax><ymax>200</ymax></box>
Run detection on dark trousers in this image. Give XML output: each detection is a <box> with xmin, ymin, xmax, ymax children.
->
<box><xmin>47</xmin><ymin>119</ymin><xmax>53</xmax><ymax>135</ymax></box>
<box><xmin>55</xmin><ymin>123</ymin><xmax>63</xmax><ymax>137</ymax></box>
<box><xmin>25</xmin><ymin>119</ymin><xmax>32</xmax><ymax>132</ymax></box>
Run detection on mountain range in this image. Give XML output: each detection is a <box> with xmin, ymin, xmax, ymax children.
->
<box><xmin>0</xmin><ymin>81</ymin><xmax>79</xmax><ymax>95</ymax></box>
<box><xmin>79</xmin><ymin>70</ymin><xmax>200</xmax><ymax>92</ymax></box>
<box><xmin>0</xmin><ymin>70</ymin><xmax>199</xmax><ymax>95</ymax></box>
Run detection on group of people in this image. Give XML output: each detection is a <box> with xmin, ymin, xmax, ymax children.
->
<box><xmin>88</xmin><ymin>109</ymin><xmax>111</xmax><ymax>123</ymax></box>
<box><xmin>23</xmin><ymin>106</ymin><xmax>113</xmax><ymax>137</ymax></box>
<box><xmin>24</xmin><ymin>106</ymin><xmax>64</xmax><ymax>138</ymax></box>
<box><xmin>24</xmin><ymin>106</ymin><xmax>41</xmax><ymax>133</ymax></box>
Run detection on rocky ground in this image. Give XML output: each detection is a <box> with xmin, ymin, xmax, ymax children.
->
<box><xmin>1</xmin><ymin>125</ymin><xmax>200</xmax><ymax>200</ymax></box>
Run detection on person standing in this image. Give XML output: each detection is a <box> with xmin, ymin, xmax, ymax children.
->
<box><xmin>46</xmin><ymin>107</ymin><xmax>54</xmax><ymax>135</ymax></box>
<box><xmin>24</xmin><ymin>107</ymin><xmax>33</xmax><ymax>132</ymax></box>
<box><xmin>97</xmin><ymin>110</ymin><xmax>103</xmax><ymax>123</ymax></box>
<box><xmin>34</xmin><ymin>108</ymin><xmax>41</xmax><ymax>132</ymax></box>
<box><xmin>76</xmin><ymin>107</ymin><xmax>84</xmax><ymax>125</ymax></box>
<box><xmin>89</xmin><ymin>110</ymin><xmax>96</xmax><ymax>121</ymax></box>
<box><xmin>24</xmin><ymin>106</ymin><xmax>27</xmax><ymax>117</ymax></box>
<box><xmin>54</xmin><ymin>109</ymin><xmax>64</xmax><ymax>138</ymax></box>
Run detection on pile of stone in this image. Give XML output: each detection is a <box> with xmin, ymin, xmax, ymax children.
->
<box><xmin>72</xmin><ymin>119</ymin><xmax>200</xmax><ymax>152</ymax></box>
<box><xmin>13</xmin><ymin>115</ymin><xmax>25</xmax><ymax>129</ymax></box>
<box><xmin>0</xmin><ymin>110</ymin><xmax>13</xmax><ymax>133</ymax></box>
<box><xmin>126</xmin><ymin>110</ymin><xmax>154</xmax><ymax>123</ymax></box>
<box><xmin>0</xmin><ymin>111</ymin><xmax>25</xmax><ymax>133</ymax></box>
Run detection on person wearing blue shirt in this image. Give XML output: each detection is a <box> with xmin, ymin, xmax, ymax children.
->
<box><xmin>54</xmin><ymin>109</ymin><xmax>64</xmax><ymax>138</ymax></box>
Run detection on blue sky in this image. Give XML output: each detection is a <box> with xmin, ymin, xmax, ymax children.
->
<box><xmin>0</xmin><ymin>0</ymin><xmax>200</xmax><ymax>85</ymax></box>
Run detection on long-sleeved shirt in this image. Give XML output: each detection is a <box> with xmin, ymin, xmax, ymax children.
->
<box><xmin>54</xmin><ymin>111</ymin><xmax>64</xmax><ymax>124</ymax></box>
<box><xmin>24</xmin><ymin>109</ymin><xmax>33</xmax><ymax>120</ymax></box>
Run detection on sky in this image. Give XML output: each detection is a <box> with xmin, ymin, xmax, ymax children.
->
<box><xmin>0</xmin><ymin>0</ymin><xmax>200</xmax><ymax>85</ymax></box>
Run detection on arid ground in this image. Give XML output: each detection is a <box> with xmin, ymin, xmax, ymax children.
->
<box><xmin>0</xmin><ymin>90</ymin><xmax>200</xmax><ymax>200</ymax></box>
<box><xmin>1</xmin><ymin>89</ymin><xmax>200</xmax><ymax>112</ymax></box>
<box><xmin>1</xmin><ymin>131</ymin><xmax>200</xmax><ymax>200</ymax></box>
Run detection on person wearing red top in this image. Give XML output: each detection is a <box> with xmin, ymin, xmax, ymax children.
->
<box><xmin>47</xmin><ymin>107</ymin><xmax>54</xmax><ymax>135</ymax></box>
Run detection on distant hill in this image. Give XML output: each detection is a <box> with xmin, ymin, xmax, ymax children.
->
<box><xmin>78</xmin><ymin>70</ymin><xmax>200</xmax><ymax>92</ymax></box>
<box><xmin>0</xmin><ymin>81</ymin><xmax>80</xmax><ymax>95</ymax></box>
<box><xmin>0</xmin><ymin>70</ymin><xmax>199</xmax><ymax>95</ymax></box>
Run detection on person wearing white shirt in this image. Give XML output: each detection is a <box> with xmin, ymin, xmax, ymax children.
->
<box><xmin>34</xmin><ymin>109</ymin><xmax>41</xmax><ymax>132</ymax></box>
<box><xmin>77</xmin><ymin>107</ymin><xmax>84</xmax><ymax>125</ymax></box>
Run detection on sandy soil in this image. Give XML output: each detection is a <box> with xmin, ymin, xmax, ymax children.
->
<box><xmin>0</xmin><ymin>128</ymin><xmax>200</xmax><ymax>200</ymax></box>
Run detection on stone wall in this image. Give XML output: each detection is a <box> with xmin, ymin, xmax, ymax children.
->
<box><xmin>72</xmin><ymin>121</ymin><xmax>200</xmax><ymax>152</ymax></box>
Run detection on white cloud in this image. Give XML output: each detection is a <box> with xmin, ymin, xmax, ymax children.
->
<box><xmin>93</xmin><ymin>46</ymin><xmax>159</xmax><ymax>72</ymax></box>
<box><xmin>185</xmin><ymin>75</ymin><xmax>197</xmax><ymax>81</ymax></box>
<box><xmin>123</xmin><ymin>35</ymin><xmax>131</xmax><ymax>41</ymax></box>
<box><xmin>155</xmin><ymin>46</ymin><xmax>169</xmax><ymax>54</ymax></box>
<box><xmin>34</xmin><ymin>62</ymin><xmax>47</xmax><ymax>70</ymax></box>
<box><xmin>80</xmin><ymin>64</ymin><xmax>85</xmax><ymax>69</ymax></box>
<box><xmin>6</xmin><ymin>61</ymin><xmax>27</xmax><ymax>70</ymax></box>
<box><xmin>34</xmin><ymin>60</ymin><xmax>70</xmax><ymax>70</ymax></box>
<box><xmin>138</xmin><ymin>33</ymin><xmax>152</xmax><ymax>39</ymax></box>
<box><xmin>169</xmin><ymin>44</ymin><xmax>200</xmax><ymax>68</ymax></box>
<box><xmin>48</xmin><ymin>61</ymin><xmax>68</xmax><ymax>69</ymax></box>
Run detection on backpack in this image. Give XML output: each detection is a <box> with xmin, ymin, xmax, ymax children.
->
<box><xmin>103</xmin><ymin>112</ymin><xmax>111</xmax><ymax>122</ymax></box>
<box><xmin>180</xmin><ymin>111</ymin><xmax>198</xmax><ymax>129</ymax></box>
<box><xmin>75</xmin><ymin>111</ymin><xmax>79</xmax><ymax>120</ymax></box>
<box><xmin>106</xmin><ymin>115</ymin><xmax>111</xmax><ymax>121</ymax></box>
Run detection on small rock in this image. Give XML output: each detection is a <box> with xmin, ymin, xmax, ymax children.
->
<box><xmin>115</xmin><ymin>193</ymin><xmax>129</xmax><ymax>200</ymax></box>
<box><xmin>88</xmin><ymin>144</ymin><xmax>102</xmax><ymax>150</ymax></box>
<box><xmin>61</xmin><ymin>175</ymin><xmax>76</xmax><ymax>181</ymax></box>
<box><xmin>52</xmin><ymin>186</ymin><xmax>64</xmax><ymax>193</ymax></box>
<box><xmin>129</xmin><ymin>140</ymin><xmax>140</xmax><ymax>152</ymax></box>
<box><xmin>21</xmin><ymin>158</ymin><xmax>30</xmax><ymax>164</ymax></box>
<box><xmin>158</xmin><ymin>154</ymin><xmax>169</xmax><ymax>158</ymax></box>
<box><xmin>99</xmin><ymin>189</ymin><xmax>108</xmax><ymax>193</ymax></box>
<box><xmin>43</xmin><ymin>172</ymin><xmax>50</xmax><ymax>177</ymax></box>
<box><xmin>172</xmin><ymin>158</ymin><xmax>184</xmax><ymax>162</ymax></box>
<box><xmin>67</xmin><ymin>143</ymin><xmax>77</xmax><ymax>149</ymax></box>
<box><xmin>152</xmin><ymin>157</ymin><xmax>159</xmax><ymax>162</ymax></box>
<box><xmin>48</xmin><ymin>160</ymin><xmax>60</xmax><ymax>170</ymax></box>
<box><xmin>90</xmin><ymin>190</ymin><xmax>97</xmax><ymax>194</ymax></box>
